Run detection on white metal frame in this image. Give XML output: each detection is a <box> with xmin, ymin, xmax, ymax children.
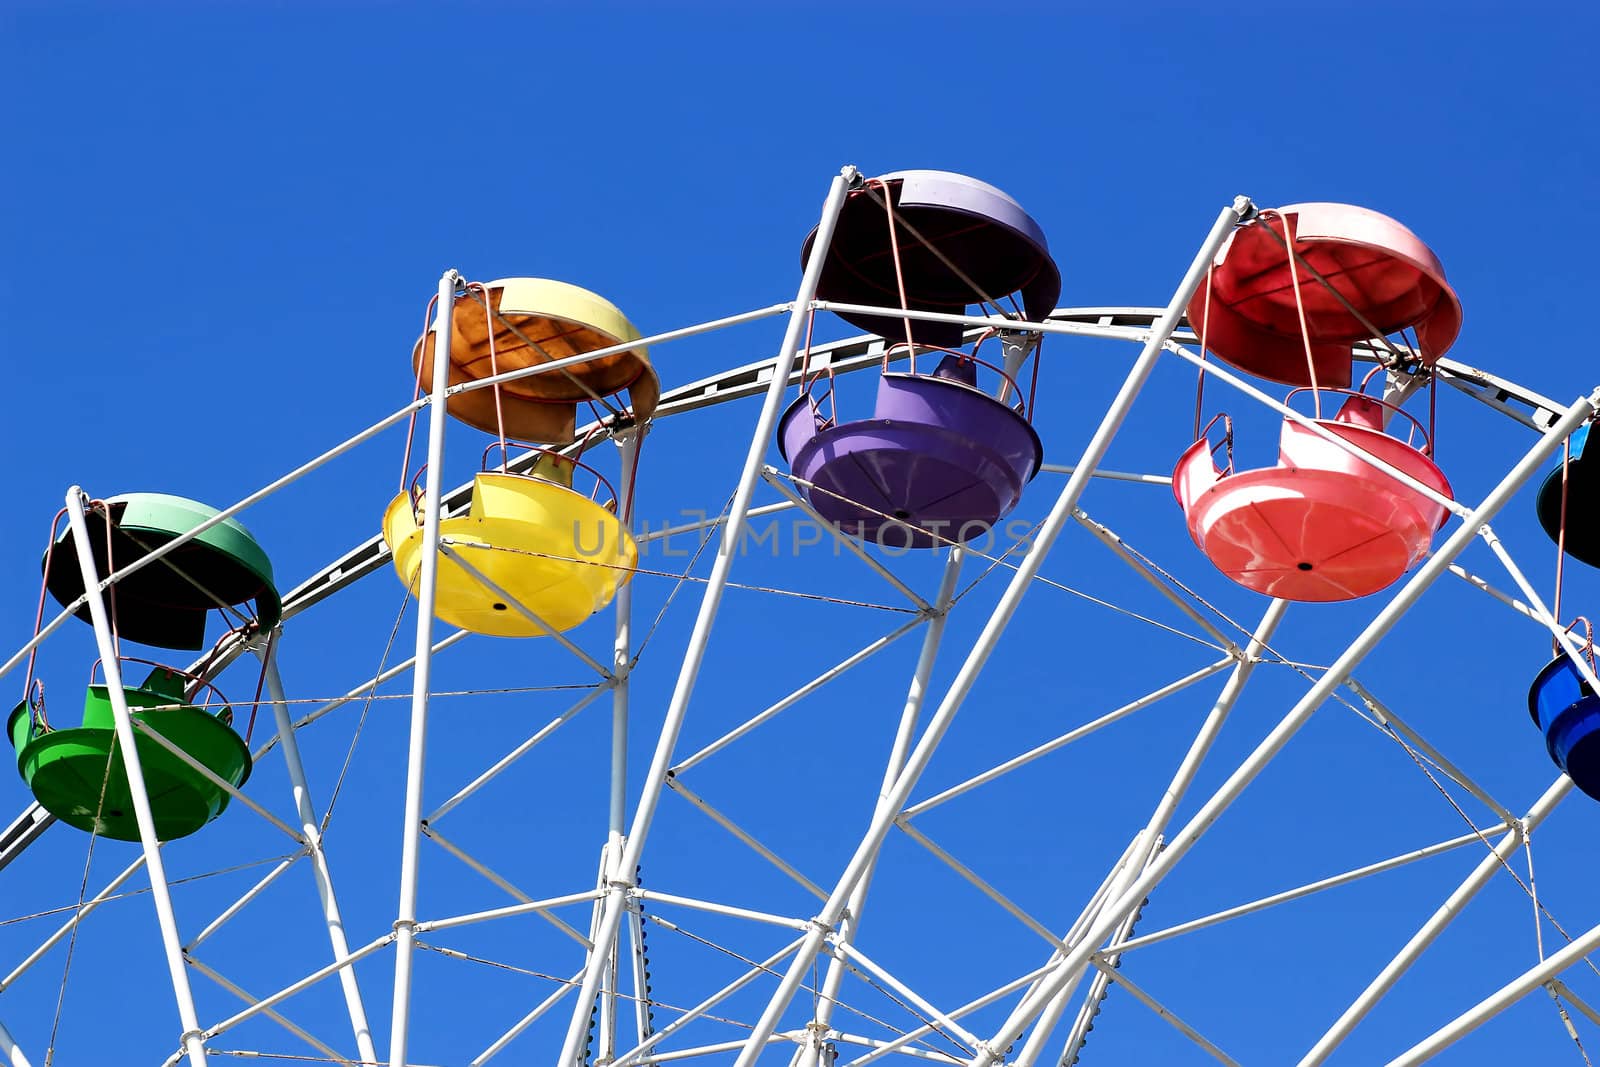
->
<box><xmin>1</xmin><ymin>174</ymin><xmax>1596</xmax><ymax>1067</ymax></box>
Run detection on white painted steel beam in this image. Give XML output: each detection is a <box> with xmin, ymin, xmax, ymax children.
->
<box><xmin>420</xmin><ymin>824</ymin><xmax>591</xmax><ymax>946</ymax></box>
<box><xmin>0</xmin><ymin>1016</ymin><xmax>34</xmax><ymax>1067</ymax></box>
<box><xmin>555</xmin><ymin>166</ymin><xmax>858</xmax><ymax>1066</ymax></box>
<box><xmin>1300</xmin><ymin>774</ymin><xmax>1572</xmax><ymax>1064</ymax></box>
<box><xmin>64</xmin><ymin>489</ymin><xmax>209</xmax><ymax>1067</ymax></box>
<box><xmin>665</xmin><ymin>778</ymin><xmax>828</xmax><ymax>900</ymax></box>
<box><xmin>976</xmin><ymin>390</ymin><xmax>1600</xmax><ymax>1067</ymax></box>
<box><xmin>387</xmin><ymin>268</ymin><xmax>460</xmax><ymax>1067</ymax></box>
<box><xmin>1084</xmin><ymin>958</ymin><xmax>1241</xmax><ymax>1066</ymax></box>
<box><xmin>187</xmin><ymin>956</ymin><xmax>343</xmax><ymax>1062</ymax></box>
<box><xmin>1386</xmin><ymin>911</ymin><xmax>1600</xmax><ymax>1064</ymax></box>
<box><xmin>1025</xmin><ymin>641</ymin><xmax>1296</xmax><ymax>1067</ymax></box>
<box><xmin>799</xmin><ymin>553</ymin><xmax>964</xmax><ymax>1067</ymax></box>
<box><xmin>1072</xmin><ymin>510</ymin><xmax>1239</xmax><ymax>653</ymax></box>
<box><xmin>902</xmin><ymin>659</ymin><xmax>1235</xmax><ymax>818</ymax></box>
<box><xmin>733</xmin><ymin>196</ymin><xmax>1258</xmax><ymax>1067</ymax></box>
<box><xmin>425</xmin><ymin>684</ymin><xmax>613</xmax><ymax>824</ymax></box>
<box><xmin>1117</xmin><ymin>828</ymin><xmax>1491</xmax><ymax>954</ymax></box>
<box><xmin>671</xmin><ymin>618</ymin><xmax>926</xmax><ymax>775</ymax></box>
<box><xmin>609</xmin><ymin>936</ymin><xmax>808</xmax><ymax>1067</ymax></box>
<box><xmin>468</xmin><ymin>967</ymin><xmax>583</xmax><ymax>1066</ymax></box>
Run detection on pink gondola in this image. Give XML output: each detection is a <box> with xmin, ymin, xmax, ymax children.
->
<box><xmin>1173</xmin><ymin>384</ymin><xmax>1452</xmax><ymax>602</ymax></box>
<box><xmin>1189</xmin><ymin>202</ymin><xmax>1462</xmax><ymax>389</ymax></box>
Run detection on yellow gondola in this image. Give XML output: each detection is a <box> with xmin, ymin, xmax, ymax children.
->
<box><xmin>384</xmin><ymin>450</ymin><xmax>636</xmax><ymax>638</ymax></box>
<box><xmin>388</xmin><ymin>277</ymin><xmax>651</xmax><ymax>637</ymax></box>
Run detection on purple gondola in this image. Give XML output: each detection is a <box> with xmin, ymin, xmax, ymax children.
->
<box><xmin>781</xmin><ymin>171</ymin><xmax>1059</xmax><ymax>548</ymax></box>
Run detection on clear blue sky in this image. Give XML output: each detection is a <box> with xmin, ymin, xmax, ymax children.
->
<box><xmin>4</xmin><ymin>3</ymin><xmax>1600</xmax><ymax>1065</ymax></box>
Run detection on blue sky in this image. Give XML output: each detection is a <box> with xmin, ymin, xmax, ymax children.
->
<box><xmin>4</xmin><ymin>3</ymin><xmax>1600</xmax><ymax>1065</ymax></box>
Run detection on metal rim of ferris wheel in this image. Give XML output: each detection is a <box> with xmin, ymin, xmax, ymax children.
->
<box><xmin>1</xmin><ymin>164</ymin><xmax>1599</xmax><ymax>1067</ymax></box>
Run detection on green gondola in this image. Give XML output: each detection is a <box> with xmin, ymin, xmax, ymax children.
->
<box><xmin>9</xmin><ymin>665</ymin><xmax>251</xmax><ymax>841</ymax></box>
<box><xmin>13</xmin><ymin>492</ymin><xmax>278</xmax><ymax>841</ymax></box>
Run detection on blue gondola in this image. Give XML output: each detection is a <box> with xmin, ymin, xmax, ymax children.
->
<box><xmin>1528</xmin><ymin>650</ymin><xmax>1600</xmax><ymax>800</ymax></box>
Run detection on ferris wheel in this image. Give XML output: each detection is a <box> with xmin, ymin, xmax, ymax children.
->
<box><xmin>4</xmin><ymin>164</ymin><xmax>1600</xmax><ymax>1067</ymax></box>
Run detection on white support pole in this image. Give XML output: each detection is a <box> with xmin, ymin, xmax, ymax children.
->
<box><xmin>468</xmin><ymin>967</ymin><xmax>583</xmax><ymax>1066</ymax></box>
<box><xmin>1550</xmin><ymin>979</ymin><xmax>1600</xmax><ymax>1031</ymax></box>
<box><xmin>420</xmin><ymin>824</ymin><xmax>591</xmax><ymax>945</ymax></box>
<box><xmin>630</xmin><ymin>890</ymin><xmax>809</xmax><ymax>931</ymax></box>
<box><xmin>1058</xmin><ymin>905</ymin><xmax>1144</xmax><ymax>1066</ymax></box>
<box><xmin>610</xmin><ymin>428</ymin><xmax>640</xmax><ymax>846</ymax></box>
<box><xmin>807</xmin><ymin>301</ymin><xmax>1155</xmax><ymax>342</ymax></box>
<box><xmin>903</xmin><ymin>659</ymin><xmax>1236</xmax><ymax>818</ymax></box>
<box><xmin>597</xmin><ymin>427</ymin><xmax>641</xmax><ymax>1065</ymax></box>
<box><xmin>734</xmin><ymin>196</ymin><xmax>1257</xmax><ymax>1067</ymax></box>
<box><xmin>839</xmin><ymin>962</ymin><xmax>1060</xmax><ymax>1067</ymax></box>
<box><xmin>555</xmin><ymin>166</ymin><xmax>859</xmax><ymax>1067</ymax></box>
<box><xmin>258</xmin><ymin>645</ymin><xmax>378</xmax><ymax>1065</ymax></box>
<box><xmin>609</xmin><ymin>936</ymin><xmax>809</xmax><ymax>1067</ymax></box>
<box><xmin>125</xmin><ymin>717</ymin><xmax>304</xmax><ymax>841</ymax></box>
<box><xmin>1117</xmin><ymin>827</ymin><xmax>1490</xmax><ymax>954</ymax></box>
<box><xmin>625</xmin><ymin>906</ymin><xmax>654</xmax><ymax>1052</ymax></box>
<box><xmin>672</xmin><ymin>618</ymin><xmax>926</xmax><ymax>775</ymax></box>
<box><xmin>415</xmin><ymin>889</ymin><xmax>603</xmax><ymax>935</ymax></box>
<box><xmin>1013</xmin><ymin>833</ymin><xmax>1147</xmax><ymax>1013</ymax></box>
<box><xmin>1387</xmin><ymin>911</ymin><xmax>1600</xmax><ymax>1065</ymax></box>
<box><xmin>200</xmin><ymin>931</ymin><xmax>397</xmax><ymax>1046</ymax></box>
<box><xmin>1083</xmin><ymin>958</ymin><xmax>1241</xmax><ymax>1067</ymax></box>
<box><xmin>1014</xmin><ymin>600</ymin><xmax>1286</xmax><ymax>1064</ymax></box>
<box><xmin>1038</xmin><ymin>463</ymin><xmax>1171</xmax><ymax>486</ymax></box>
<box><xmin>1072</xmin><ymin>510</ymin><xmax>1239</xmax><ymax>653</ymax></box>
<box><xmin>595</xmin><ymin>857</ymin><xmax>617</xmax><ymax>1067</ymax></box>
<box><xmin>895</xmin><ymin>819</ymin><xmax>1067</xmax><ymax>954</ymax></box>
<box><xmin>648</xmin><ymin>1037</ymin><xmax>800</xmax><ymax>1064</ymax></box>
<box><xmin>1477</xmin><ymin>523</ymin><xmax>1600</xmax><ymax>696</ymax></box>
<box><xmin>791</xmin><ymin>554</ymin><xmax>961</xmax><ymax>1067</ymax></box>
<box><xmin>1300</xmin><ymin>773</ymin><xmax>1572</xmax><ymax>1065</ymax></box>
<box><xmin>974</xmin><ymin>389</ymin><xmax>1600</xmax><ymax>1067</ymax></box>
<box><xmin>453</xmin><ymin>302</ymin><xmax>794</xmax><ymax>399</ymax></box>
<box><xmin>1017</xmin><ymin>830</ymin><xmax>1157</xmax><ymax>1067</ymax></box>
<box><xmin>798</xmin><ymin>551</ymin><xmax>964</xmax><ymax>1064</ymax></box>
<box><xmin>426</xmin><ymin>684</ymin><xmax>612</xmax><ymax>824</ymax></box>
<box><xmin>63</xmin><ymin>488</ymin><xmax>209</xmax><ymax>1067</ymax></box>
<box><xmin>666</xmin><ymin>777</ymin><xmax>829</xmax><ymax>899</ymax></box>
<box><xmin>0</xmin><ymin>1016</ymin><xmax>35</xmax><ymax>1067</ymax></box>
<box><xmin>1</xmin><ymin>854</ymin><xmax>148</xmax><ymax>992</ymax></box>
<box><xmin>829</xmin><ymin>1033</ymin><xmax>963</xmax><ymax>1065</ymax></box>
<box><xmin>388</xmin><ymin>267</ymin><xmax>461</xmax><ymax>1067</ymax></box>
<box><xmin>187</xmin><ymin>956</ymin><xmax>344</xmax><ymax>1063</ymax></box>
<box><xmin>826</xmin><ymin>939</ymin><xmax>983</xmax><ymax>1050</ymax></box>
<box><xmin>1344</xmin><ymin>677</ymin><xmax>1516</xmax><ymax>827</ymax></box>
<box><xmin>186</xmin><ymin>853</ymin><xmax>304</xmax><ymax>950</ymax></box>
<box><xmin>1448</xmin><ymin>562</ymin><xmax>1544</xmax><ymax>625</ymax></box>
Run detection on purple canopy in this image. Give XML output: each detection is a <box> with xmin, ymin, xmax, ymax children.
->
<box><xmin>801</xmin><ymin>170</ymin><xmax>1062</xmax><ymax>347</ymax></box>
